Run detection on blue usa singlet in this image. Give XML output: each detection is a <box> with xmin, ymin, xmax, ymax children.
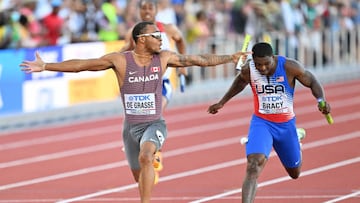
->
<box><xmin>249</xmin><ymin>56</ymin><xmax>295</xmax><ymax>122</ymax></box>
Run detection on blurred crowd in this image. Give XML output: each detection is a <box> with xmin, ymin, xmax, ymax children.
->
<box><xmin>1</xmin><ymin>0</ymin><xmax>360</xmax><ymax>52</ymax></box>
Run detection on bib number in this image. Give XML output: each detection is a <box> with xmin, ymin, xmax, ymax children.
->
<box><xmin>124</xmin><ymin>93</ymin><xmax>156</xmax><ymax>115</ymax></box>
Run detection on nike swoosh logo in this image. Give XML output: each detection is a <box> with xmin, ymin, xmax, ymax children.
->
<box><xmin>129</xmin><ymin>71</ymin><xmax>137</xmax><ymax>75</ymax></box>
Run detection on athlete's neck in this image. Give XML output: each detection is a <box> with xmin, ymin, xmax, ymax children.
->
<box><xmin>132</xmin><ymin>51</ymin><xmax>153</xmax><ymax>59</ymax></box>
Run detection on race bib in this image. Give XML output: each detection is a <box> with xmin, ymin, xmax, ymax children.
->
<box><xmin>124</xmin><ymin>93</ymin><xmax>156</xmax><ymax>115</ymax></box>
<box><xmin>258</xmin><ymin>93</ymin><xmax>289</xmax><ymax>114</ymax></box>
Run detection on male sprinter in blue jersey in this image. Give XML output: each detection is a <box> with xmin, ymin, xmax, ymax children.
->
<box><xmin>208</xmin><ymin>42</ymin><xmax>331</xmax><ymax>203</ymax></box>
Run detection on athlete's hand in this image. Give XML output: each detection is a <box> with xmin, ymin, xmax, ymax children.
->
<box><xmin>20</xmin><ymin>51</ymin><xmax>45</xmax><ymax>73</ymax></box>
<box><xmin>207</xmin><ymin>103</ymin><xmax>224</xmax><ymax>114</ymax></box>
<box><xmin>178</xmin><ymin>67</ymin><xmax>187</xmax><ymax>76</ymax></box>
<box><xmin>232</xmin><ymin>51</ymin><xmax>252</xmax><ymax>64</ymax></box>
<box><xmin>317</xmin><ymin>101</ymin><xmax>331</xmax><ymax>115</ymax></box>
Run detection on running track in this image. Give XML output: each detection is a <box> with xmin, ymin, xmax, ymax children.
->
<box><xmin>1</xmin><ymin>79</ymin><xmax>359</xmax><ymax>203</ymax></box>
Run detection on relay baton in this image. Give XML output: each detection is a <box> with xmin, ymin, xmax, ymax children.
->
<box><xmin>180</xmin><ymin>74</ymin><xmax>185</xmax><ymax>93</ymax></box>
<box><xmin>236</xmin><ymin>34</ymin><xmax>252</xmax><ymax>71</ymax></box>
<box><xmin>319</xmin><ymin>100</ymin><xmax>334</xmax><ymax>124</ymax></box>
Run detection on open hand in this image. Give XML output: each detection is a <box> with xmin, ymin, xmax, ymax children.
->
<box><xmin>20</xmin><ymin>52</ymin><xmax>45</xmax><ymax>73</ymax></box>
<box><xmin>232</xmin><ymin>51</ymin><xmax>252</xmax><ymax>64</ymax></box>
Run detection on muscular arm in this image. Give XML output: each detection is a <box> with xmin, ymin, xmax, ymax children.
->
<box><xmin>218</xmin><ymin>67</ymin><xmax>250</xmax><ymax>105</ymax></box>
<box><xmin>287</xmin><ymin>59</ymin><xmax>326</xmax><ymax>100</ymax></box>
<box><xmin>21</xmin><ymin>52</ymin><xmax>116</xmax><ymax>73</ymax></box>
<box><xmin>290</xmin><ymin>59</ymin><xmax>331</xmax><ymax>114</ymax></box>
<box><xmin>166</xmin><ymin>51</ymin><xmax>247</xmax><ymax>67</ymax></box>
<box><xmin>47</xmin><ymin>58</ymin><xmax>114</xmax><ymax>72</ymax></box>
<box><xmin>298</xmin><ymin>70</ymin><xmax>326</xmax><ymax>100</ymax></box>
<box><xmin>208</xmin><ymin>65</ymin><xmax>250</xmax><ymax>114</ymax></box>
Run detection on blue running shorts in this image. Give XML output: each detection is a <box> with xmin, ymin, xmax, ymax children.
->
<box><xmin>246</xmin><ymin>115</ymin><xmax>302</xmax><ymax>168</ymax></box>
<box><xmin>162</xmin><ymin>78</ymin><xmax>172</xmax><ymax>102</ymax></box>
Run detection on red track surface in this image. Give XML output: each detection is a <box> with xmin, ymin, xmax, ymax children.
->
<box><xmin>1</xmin><ymin>79</ymin><xmax>359</xmax><ymax>203</ymax></box>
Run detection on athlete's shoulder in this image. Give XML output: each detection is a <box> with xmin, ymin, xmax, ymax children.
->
<box><xmin>283</xmin><ymin>56</ymin><xmax>302</xmax><ymax>69</ymax></box>
<box><xmin>102</xmin><ymin>51</ymin><xmax>127</xmax><ymax>62</ymax></box>
<box><xmin>282</xmin><ymin>56</ymin><xmax>306</xmax><ymax>79</ymax></box>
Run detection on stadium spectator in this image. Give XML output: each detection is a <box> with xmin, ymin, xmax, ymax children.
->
<box><xmin>0</xmin><ymin>10</ymin><xmax>12</xmax><ymax>49</ymax></box>
<box><xmin>97</xmin><ymin>0</ymin><xmax>120</xmax><ymax>41</ymax></box>
<box><xmin>41</xmin><ymin>0</ymin><xmax>63</xmax><ymax>46</ymax></box>
<box><xmin>19</xmin><ymin>0</ymin><xmax>46</xmax><ymax>47</ymax></box>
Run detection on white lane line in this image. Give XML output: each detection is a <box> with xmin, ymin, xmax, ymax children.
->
<box><xmin>0</xmin><ymin>126</ymin><xmax>120</xmax><ymax>150</ymax></box>
<box><xmin>323</xmin><ymin>190</ymin><xmax>360</xmax><ymax>203</ymax></box>
<box><xmin>0</xmin><ymin>161</ymin><xmax>126</xmax><ymax>191</ymax></box>
<box><xmin>190</xmin><ymin>157</ymin><xmax>360</xmax><ymax>203</ymax></box>
<box><xmin>0</xmin><ymin>104</ymin><xmax>359</xmax><ymax>173</ymax></box>
<box><xmin>170</xmin><ymin>97</ymin><xmax>360</xmax><ymax>139</ymax></box>
<box><xmin>0</xmin><ymin>200</ymin><xmax>60</xmax><ymax>203</ymax></box>
<box><xmin>1</xmin><ymin>86</ymin><xmax>360</xmax><ymax>151</ymax></box>
<box><xmin>0</xmin><ymin>142</ymin><xmax>122</xmax><ymax>168</ymax></box>
<box><xmin>3</xmin><ymin>106</ymin><xmax>359</xmax><ymax>169</ymax></box>
<box><xmin>54</xmin><ymin>131</ymin><xmax>360</xmax><ymax>203</ymax></box>
<box><xmin>0</xmin><ymin>136</ymin><xmax>240</xmax><ymax>191</ymax></box>
<box><xmin>0</xmin><ymin>118</ymin><xmax>358</xmax><ymax>191</ymax></box>
<box><xmin>0</xmin><ymin>195</ymin><xmax>354</xmax><ymax>202</ymax></box>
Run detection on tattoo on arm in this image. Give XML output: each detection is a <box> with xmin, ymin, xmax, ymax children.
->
<box><xmin>172</xmin><ymin>54</ymin><xmax>233</xmax><ymax>67</ymax></box>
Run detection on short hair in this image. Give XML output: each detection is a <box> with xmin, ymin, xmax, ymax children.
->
<box><xmin>132</xmin><ymin>21</ymin><xmax>155</xmax><ymax>42</ymax></box>
<box><xmin>139</xmin><ymin>0</ymin><xmax>158</xmax><ymax>7</ymax></box>
<box><xmin>252</xmin><ymin>42</ymin><xmax>273</xmax><ymax>58</ymax></box>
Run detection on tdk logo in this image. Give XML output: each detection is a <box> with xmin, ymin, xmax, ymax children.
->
<box><xmin>256</xmin><ymin>84</ymin><xmax>285</xmax><ymax>94</ymax></box>
<box><xmin>128</xmin><ymin>95</ymin><xmax>151</xmax><ymax>101</ymax></box>
<box><xmin>262</xmin><ymin>95</ymin><xmax>283</xmax><ymax>102</ymax></box>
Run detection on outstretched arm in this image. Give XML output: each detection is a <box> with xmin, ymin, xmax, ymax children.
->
<box><xmin>166</xmin><ymin>51</ymin><xmax>251</xmax><ymax>68</ymax></box>
<box><xmin>20</xmin><ymin>52</ymin><xmax>115</xmax><ymax>73</ymax></box>
<box><xmin>208</xmin><ymin>68</ymin><xmax>250</xmax><ymax>114</ymax></box>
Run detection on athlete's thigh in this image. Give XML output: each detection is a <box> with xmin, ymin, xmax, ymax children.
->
<box><xmin>141</xmin><ymin>119</ymin><xmax>168</xmax><ymax>151</ymax></box>
<box><xmin>273</xmin><ymin>119</ymin><xmax>301</xmax><ymax>168</ymax></box>
<box><xmin>246</xmin><ymin>115</ymin><xmax>273</xmax><ymax>159</ymax></box>
<box><xmin>122</xmin><ymin>121</ymin><xmax>142</xmax><ymax>170</ymax></box>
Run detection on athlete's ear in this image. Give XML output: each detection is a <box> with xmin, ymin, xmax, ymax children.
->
<box><xmin>137</xmin><ymin>36</ymin><xmax>146</xmax><ymax>44</ymax></box>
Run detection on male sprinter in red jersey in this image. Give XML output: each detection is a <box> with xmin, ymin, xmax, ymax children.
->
<box><xmin>21</xmin><ymin>21</ymin><xmax>250</xmax><ymax>202</ymax></box>
<box><xmin>121</xmin><ymin>0</ymin><xmax>187</xmax><ymax>183</ymax></box>
<box><xmin>208</xmin><ymin>42</ymin><xmax>331</xmax><ymax>203</ymax></box>
<box><xmin>121</xmin><ymin>0</ymin><xmax>187</xmax><ymax>111</ymax></box>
